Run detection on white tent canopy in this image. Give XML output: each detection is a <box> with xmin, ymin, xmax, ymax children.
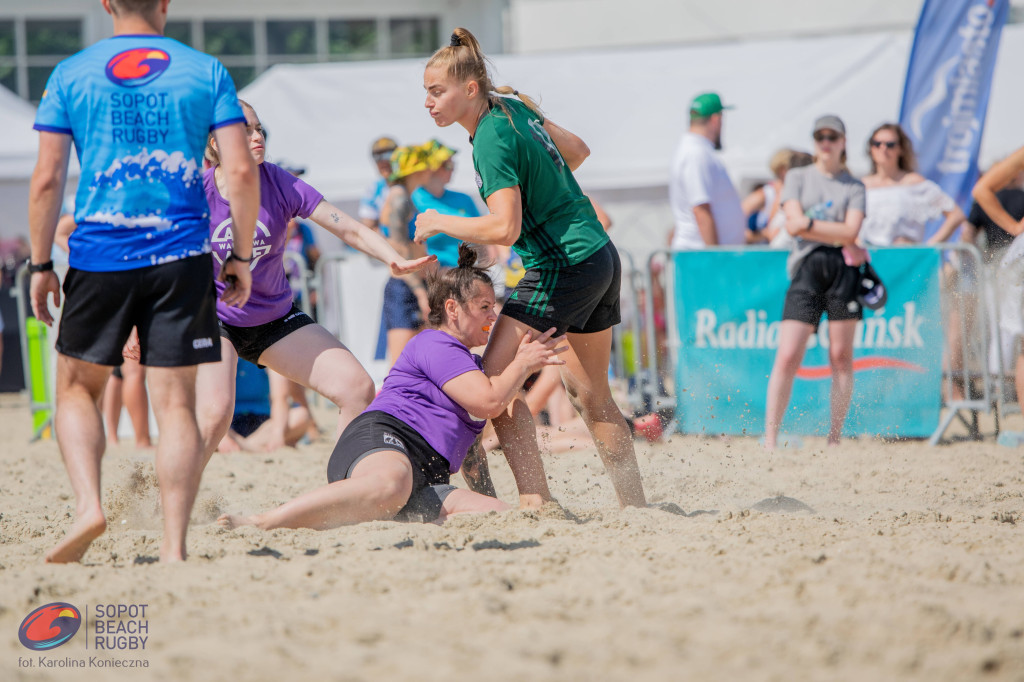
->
<box><xmin>0</xmin><ymin>83</ymin><xmax>40</xmax><ymax>180</ymax></box>
<box><xmin>240</xmin><ymin>24</ymin><xmax>1024</xmax><ymax>208</ymax></box>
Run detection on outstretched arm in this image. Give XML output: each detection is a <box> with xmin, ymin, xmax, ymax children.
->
<box><xmin>308</xmin><ymin>199</ymin><xmax>435</xmax><ymax>276</ymax></box>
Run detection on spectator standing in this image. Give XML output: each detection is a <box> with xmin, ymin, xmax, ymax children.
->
<box><xmin>971</xmin><ymin>149</ymin><xmax>1024</xmax><ymax>438</ymax></box>
<box><xmin>744</xmin><ymin>149</ymin><xmax>813</xmax><ymax>246</ymax></box>
<box><xmin>859</xmin><ymin>123</ymin><xmax>964</xmax><ymax>246</ymax></box>
<box><xmin>764</xmin><ymin>115</ymin><xmax>866</xmax><ymax>449</ymax></box>
<box><xmin>358</xmin><ymin>136</ymin><xmax>399</xmax><ymax>230</ymax></box>
<box><xmin>669</xmin><ymin>92</ymin><xmax>745</xmax><ymax>249</ymax></box>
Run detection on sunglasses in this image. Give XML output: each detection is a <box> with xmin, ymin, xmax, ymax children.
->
<box><xmin>373</xmin><ymin>151</ymin><xmax>395</xmax><ymax>162</ymax></box>
<box><xmin>870</xmin><ymin>140</ymin><xmax>899</xmax><ymax>150</ymax></box>
<box><xmin>814</xmin><ymin>133</ymin><xmax>841</xmax><ymax>143</ymax></box>
<box><xmin>441</xmin><ymin>161</ymin><xmax>454</xmax><ymax>171</ymax></box>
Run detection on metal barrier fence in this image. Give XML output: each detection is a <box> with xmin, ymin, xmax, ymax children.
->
<box><xmin>611</xmin><ymin>249</ymin><xmax>651</xmax><ymax>417</ymax></box>
<box><xmin>637</xmin><ymin>243</ymin><xmax>1008</xmax><ymax>445</ymax></box>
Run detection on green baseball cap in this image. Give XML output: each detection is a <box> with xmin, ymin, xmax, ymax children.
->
<box><xmin>690</xmin><ymin>92</ymin><xmax>733</xmax><ymax>117</ymax></box>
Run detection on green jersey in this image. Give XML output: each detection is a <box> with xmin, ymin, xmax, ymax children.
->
<box><xmin>472</xmin><ymin>98</ymin><xmax>608</xmax><ymax>269</ymax></box>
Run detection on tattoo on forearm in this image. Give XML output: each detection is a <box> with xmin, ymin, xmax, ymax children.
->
<box><xmin>331</xmin><ymin>212</ymin><xmax>340</xmax><ymax>223</ymax></box>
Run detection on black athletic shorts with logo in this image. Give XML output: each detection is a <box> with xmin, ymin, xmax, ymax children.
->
<box><xmin>501</xmin><ymin>240</ymin><xmax>622</xmax><ymax>336</ymax></box>
<box><xmin>327</xmin><ymin>410</ymin><xmax>456</xmax><ymax>522</ymax></box>
<box><xmin>782</xmin><ymin>246</ymin><xmax>863</xmax><ymax>331</ymax></box>
<box><xmin>219</xmin><ymin>304</ymin><xmax>315</xmax><ymax>366</ymax></box>
<box><xmin>56</xmin><ymin>254</ymin><xmax>220</xmax><ymax>367</ymax></box>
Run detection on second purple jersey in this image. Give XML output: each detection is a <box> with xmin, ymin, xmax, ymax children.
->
<box><xmin>204</xmin><ymin>161</ymin><xmax>323</xmax><ymax>327</ymax></box>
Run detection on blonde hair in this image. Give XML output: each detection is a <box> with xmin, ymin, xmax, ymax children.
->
<box><xmin>426</xmin><ymin>27</ymin><xmax>542</xmax><ymax>123</ymax></box>
<box><xmin>205</xmin><ymin>99</ymin><xmax>255</xmax><ymax>167</ymax></box>
<box><xmin>769</xmin><ymin>148</ymin><xmax>813</xmax><ymax>179</ymax></box>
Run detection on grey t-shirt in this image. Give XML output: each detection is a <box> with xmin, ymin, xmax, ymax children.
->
<box><xmin>780</xmin><ymin>165</ymin><xmax>866</xmax><ymax>278</ymax></box>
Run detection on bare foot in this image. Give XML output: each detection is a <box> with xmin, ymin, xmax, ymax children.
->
<box><xmin>45</xmin><ymin>509</ymin><xmax>107</xmax><ymax>564</ymax></box>
<box><xmin>518</xmin><ymin>493</ymin><xmax>548</xmax><ymax>510</ymax></box>
<box><xmin>217</xmin><ymin>513</ymin><xmax>256</xmax><ymax>529</ymax></box>
<box><xmin>159</xmin><ymin>546</ymin><xmax>187</xmax><ymax>563</ymax></box>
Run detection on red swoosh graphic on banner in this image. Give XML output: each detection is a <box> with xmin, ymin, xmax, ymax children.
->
<box><xmin>796</xmin><ymin>357</ymin><xmax>926</xmax><ymax>380</ymax></box>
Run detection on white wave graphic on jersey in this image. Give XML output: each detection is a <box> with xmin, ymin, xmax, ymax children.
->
<box><xmin>80</xmin><ymin>211</ymin><xmax>174</xmax><ymax>230</ymax></box>
<box><xmin>210</xmin><ymin>218</ymin><xmax>272</xmax><ymax>269</ymax></box>
<box><xmin>92</xmin><ymin>149</ymin><xmax>201</xmax><ymax>191</ymax></box>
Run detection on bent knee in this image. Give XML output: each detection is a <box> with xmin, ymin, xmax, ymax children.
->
<box><xmin>365</xmin><ymin>471</ymin><xmax>413</xmax><ymax>514</ymax></box>
<box><xmin>324</xmin><ymin>371</ymin><xmax>375</xmax><ymax>410</ymax></box>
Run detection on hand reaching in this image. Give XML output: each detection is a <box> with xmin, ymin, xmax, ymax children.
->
<box><xmin>515</xmin><ymin>327</ymin><xmax>568</xmax><ymax>375</ymax></box>
<box><xmin>390</xmin><ymin>254</ymin><xmax>437</xmax><ymax>277</ymax></box>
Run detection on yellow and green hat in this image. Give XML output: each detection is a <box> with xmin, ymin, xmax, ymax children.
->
<box><xmin>389</xmin><ymin>145</ymin><xmax>431</xmax><ymax>181</ymax></box>
<box><xmin>423</xmin><ymin>139</ymin><xmax>457</xmax><ymax>171</ymax></box>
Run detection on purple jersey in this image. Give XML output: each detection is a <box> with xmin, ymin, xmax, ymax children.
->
<box><xmin>368</xmin><ymin>329</ymin><xmax>486</xmax><ymax>472</ymax></box>
<box><xmin>205</xmin><ymin>161</ymin><xmax>323</xmax><ymax>326</ymax></box>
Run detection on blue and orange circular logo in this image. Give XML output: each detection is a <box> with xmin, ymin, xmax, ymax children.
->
<box><xmin>105</xmin><ymin>48</ymin><xmax>171</xmax><ymax>87</ymax></box>
<box><xmin>18</xmin><ymin>602</ymin><xmax>82</xmax><ymax>651</ymax></box>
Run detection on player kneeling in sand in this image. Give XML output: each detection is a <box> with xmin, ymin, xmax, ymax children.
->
<box><xmin>219</xmin><ymin>245</ymin><xmax>567</xmax><ymax>529</ymax></box>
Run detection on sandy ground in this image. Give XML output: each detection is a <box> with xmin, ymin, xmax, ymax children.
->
<box><xmin>2</xmin><ymin>390</ymin><xmax>1023</xmax><ymax>682</ymax></box>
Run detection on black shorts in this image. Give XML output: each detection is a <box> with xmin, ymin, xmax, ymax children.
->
<box><xmin>219</xmin><ymin>305</ymin><xmax>315</xmax><ymax>366</ymax></box>
<box><xmin>56</xmin><ymin>255</ymin><xmax>220</xmax><ymax>367</ymax></box>
<box><xmin>501</xmin><ymin>241</ymin><xmax>622</xmax><ymax>336</ymax></box>
<box><xmin>231</xmin><ymin>412</ymin><xmax>270</xmax><ymax>438</ymax></box>
<box><xmin>327</xmin><ymin>411</ymin><xmax>455</xmax><ymax>522</ymax></box>
<box><xmin>782</xmin><ymin>247</ymin><xmax>863</xmax><ymax>330</ymax></box>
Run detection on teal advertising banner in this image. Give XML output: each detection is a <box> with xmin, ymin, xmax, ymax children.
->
<box><xmin>673</xmin><ymin>247</ymin><xmax>943</xmax><ymax>437</ymax></box>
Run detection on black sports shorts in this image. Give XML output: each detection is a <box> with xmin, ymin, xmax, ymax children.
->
<box><xmin>327</xmin><ymin>411</ymin><xmax>456</xmax><ymax>522</ymax></box>
<box><xmin>230</xmin><ymin>412</ymin><xmax>270</xmax><ymax>438</ymax></box>
<box><xmin>56</xmin><ymin>254</ymin><xmax>220</xmax><ymax>367</ymax></box>
<box><xmin>219</xmin><ymin>304</ymin><xmax>315</xmax><ymax>366</ymax></box>
<box><xmin>501</xmin><ymin>240</ymin><xmax>622</xmax><ymax>336</ymax></box>
<box><xmin>782</xmin><ymin>246</ymin><xmax>863</xmax><ymax>331</ymax></box>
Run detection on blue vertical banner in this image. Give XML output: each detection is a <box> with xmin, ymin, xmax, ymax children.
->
<box><xmin>899</xmin><ymin>0</ymin><xmax>1008</xmax><ymax>234</ymax></box>
<box><xmin>673</xmin><ymin>248</ymin><xmax>943</xmax><ymax>438</ymax></box>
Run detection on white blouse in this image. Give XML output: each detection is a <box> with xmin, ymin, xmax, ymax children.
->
<box><xmin>860</xmin><ymin>180</ymin><xmax>955</xmax><ymax>246</ymax></box>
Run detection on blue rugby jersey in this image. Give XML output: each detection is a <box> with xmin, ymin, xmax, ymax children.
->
<box><xmin>34</xmin><ymin>35</ymin><xmax>245</xmax><ymax>271</ymax></box>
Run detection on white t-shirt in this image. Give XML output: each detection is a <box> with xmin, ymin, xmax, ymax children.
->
<box><xmin>669</xmin><ymin>132</ymin><xmax>745</xmax><ymax>249</ymax></box>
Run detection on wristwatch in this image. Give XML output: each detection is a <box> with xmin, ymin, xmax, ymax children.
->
<box><xmin>27</xmin><ymin>260</ymin><xmax>54</xmax><ymax>274</ymax></box>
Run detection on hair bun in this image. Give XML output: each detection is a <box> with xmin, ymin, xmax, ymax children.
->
<box><xmin>456</xmin><ymin>243</ymin><xmax>477</xmax><ymax>269</ymax></box>
<box><xmin>450</xmin><ymin>33</ymin><xmax>461</xmax><ymax>47</ymax></box>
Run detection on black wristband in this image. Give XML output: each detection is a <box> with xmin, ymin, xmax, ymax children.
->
<box><xmin>806</xmin><ymin>218</ymin><xmax>815</xmax><ymax>232</ymax></box>
<box><xmin>226</xmin><ymin>250</ymin><xmax>254</xmax><ymax>263</ymax></box>
<box><xmin>27</xmin><ymin>260</ymin><xmax>54</xmax><ymax>274</ymax></box>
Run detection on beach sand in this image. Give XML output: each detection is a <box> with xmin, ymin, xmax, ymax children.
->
<box><xmin>2</xmin><ymin>390</ymin><xmax>1023</xmax><ymax>681</ymax></box>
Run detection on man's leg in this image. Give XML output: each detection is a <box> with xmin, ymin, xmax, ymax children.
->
<box><xmin>45</xmin><ymin>354</ymin><xmax>113</xmax><ymax>563</ymax></box>
<box><xmin>146</xmin><ymin>365</ymin><xmax>202</xmax><ymax>562</ymax></box>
